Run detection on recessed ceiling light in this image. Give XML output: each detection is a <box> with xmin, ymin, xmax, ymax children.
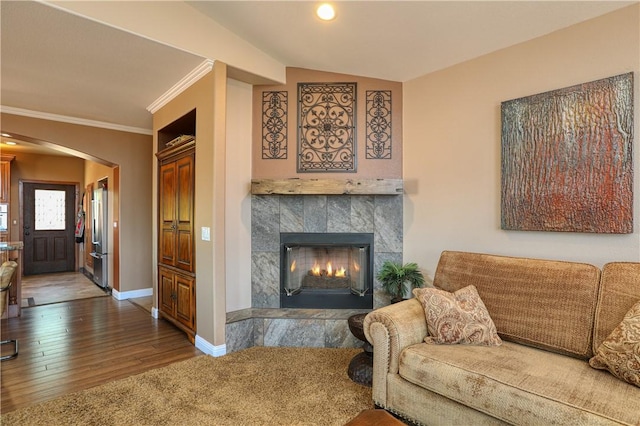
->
<box><xmin>1</xmin><ymin>133</ymin><xmax>11</xmax><ymax>138</ymax></box>
<box><xmin>317</xmin><ymin>3</ymin><xmax>336</xmax><ymax>21</ymax></box>
<box><xmin>4</xmin><ymin>141</ymin><xmax>17</xmax><ymax>146</ymax></box>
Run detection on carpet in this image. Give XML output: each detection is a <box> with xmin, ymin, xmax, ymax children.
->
<box><xmin>1</xmin><ymin>346</ymin><xmax>373</xmax><ymax>425</ymax></box>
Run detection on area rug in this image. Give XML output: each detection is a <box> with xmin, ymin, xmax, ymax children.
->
<box><xmin>1</xmin><ymin>346</ymin><xmax>373</xmax><ymax>425</ymax></box>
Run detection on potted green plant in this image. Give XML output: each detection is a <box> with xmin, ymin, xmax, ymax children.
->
<box><xmin>377</xmin><ymin>261</ymin><xmax>426</xmax><ymax>302</ymax></box>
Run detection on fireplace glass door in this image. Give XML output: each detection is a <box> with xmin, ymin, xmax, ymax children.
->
<box><xmin>280</xmin><ymin>233</ymin><xmax>373</xmax><ymax>309</ymax></box>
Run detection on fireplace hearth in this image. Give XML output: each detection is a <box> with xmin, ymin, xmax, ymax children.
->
<box><xmin>280</xmin><ymin>233</ymin><xmax>374</xmax><ymax>309</ymax></box>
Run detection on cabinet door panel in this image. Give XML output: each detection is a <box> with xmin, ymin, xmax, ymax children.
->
<box><xmin>159</xmin><ymin>268</ymin><xmax>176</xmax><ymax>316</ymax></box>
<box><xmin>175</xmin><ymin>155</ymin><xmax>194</xmax><ymax>272</ymax></box>
<box><xmin>176</xmin><ymin>156</ymin><xmax>193</xmax><ymax>224</ymax></box>
<box><xmin>175</xmin><ymin>273</ymin><xmax>195</xmax><ymax>329</ymax></box>
<box><xmin>176</xmin><ymin>231</ymin><xmax>193</xmax><ymax>271</ymax></box>
<box><xmin>160</xmin><ymin>232</ymin><xmax>176</xmax><ymax>265</ymax></box>
<box><xmin>159</xmin><ymin>162</ymin><xmax>177</xmax><ymax>266</ymax></box>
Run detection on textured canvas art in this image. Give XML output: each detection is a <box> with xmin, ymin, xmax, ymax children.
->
<box><xmin>297</xmin><ymin>82</ymin><xmax>356</xmax><ymax>172</ymax></box>
<box><xmin>501</xmin><ymin>73</ymin><xmax>633</xmax><ymax>233</ymax></box>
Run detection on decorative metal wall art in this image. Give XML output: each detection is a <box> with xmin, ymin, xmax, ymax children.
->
<box><xmin>501</xmin><ymin>72</ymin><xmax>633</xmax><ymax>233</ymax></box>
<box><xmin>297</xmin><ymin>82</ymin><xmax>356</xmax><ymax>172</ymax></box>
<box><xmin>262</xmin><ymin>91</ymin><xmax>288</xmax><ymax>159</ymax></box>
<box><xmin>366</xmin><ymin>90</ymin><xmax>392</xmax><ymax>159</ymax></box>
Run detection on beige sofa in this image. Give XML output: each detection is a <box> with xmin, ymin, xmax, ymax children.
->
<box><xmin>363</xmin><ymin>251</ymin><xmax>640</xmax><ymax>425</ymax></box>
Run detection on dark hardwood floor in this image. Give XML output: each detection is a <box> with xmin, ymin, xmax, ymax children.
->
<box><xmin>0</xmin><ymin>297</ymin><xmax>203</xmax><ymax>414</ymax></box>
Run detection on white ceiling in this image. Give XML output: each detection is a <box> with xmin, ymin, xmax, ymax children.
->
<box><xmin>0</xmin><ymin>0</ymin><xmax>635</xmax><ymax>145</ymax></box>
<box><xmin>0</xmin><ymin>1</ymin><xmax>206</xmax><ymax>133</ymax></box>
<box><xmin>189</xmin><ymin>1</ymin><xmax>635</xmax><ymax>82</ymax></box>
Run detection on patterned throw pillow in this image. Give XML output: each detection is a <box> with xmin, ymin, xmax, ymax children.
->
<box><xmin>413</xmin><ymin>285</ymin><xmax>502</xmax><ymax>346</ymax></box>
<box><xmin>589</xmin><ymin>300</ymin><xmax>640</xmax><ymax>388</ymax></box>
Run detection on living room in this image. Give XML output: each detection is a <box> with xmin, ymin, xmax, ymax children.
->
<box><xmin>1</xmin><ymin>0</ymin><xmax>638</xmax><ymax>382</ymax></box>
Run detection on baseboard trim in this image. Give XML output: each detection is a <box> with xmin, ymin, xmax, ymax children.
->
<box><xmin>151</xmin><ymin>306</ymin><xmax>159</xmax><ymax>319</ymax></box>
<box><xmin>112</xmin><ymin>287</ymin><xmax>153</xmax><ymax>301</ymax></box>
<box><xmin>195</xmin><ymin>335</ymin><xmax>226</xmax><ymax>357</ymax></box>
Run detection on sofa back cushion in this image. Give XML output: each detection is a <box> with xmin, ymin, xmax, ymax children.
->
<box><xmin>593</xmin><ymin>262</ymin><xmax>640</xmax><ymax>353</ymax></box>
<box><xmin>433</xmin><ymin>251</ymin><xmax>601</xmax><ymax>359</ymax></box>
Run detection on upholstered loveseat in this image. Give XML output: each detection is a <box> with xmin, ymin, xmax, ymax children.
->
<box><xmin>363</xmin><ymin>251</ymin><xmax>640</xmax><ymax>425</ymax></box>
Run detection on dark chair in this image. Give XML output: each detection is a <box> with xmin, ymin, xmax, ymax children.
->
<box><xmin>0</xmin><ymin>260</ymin><xmax>19</xmax><ymax>361</ymax></box>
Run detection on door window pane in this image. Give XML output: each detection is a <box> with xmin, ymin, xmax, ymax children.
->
<box><xmin>35</xmin><ymin>189</ymin><xmax>66</xmax><ymax>230</ymax></box>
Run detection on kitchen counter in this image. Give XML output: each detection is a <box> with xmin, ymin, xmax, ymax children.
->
<box><xmin>0</xmin><ymin>241</ymin><xmax>24</xmax><ymax>251</ymax></box>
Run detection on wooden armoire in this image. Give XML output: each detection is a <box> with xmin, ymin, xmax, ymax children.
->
<box><xmin>156</xmin><ymin>139</ymin><xmax>196</xmax><ymax>342</ymax></box>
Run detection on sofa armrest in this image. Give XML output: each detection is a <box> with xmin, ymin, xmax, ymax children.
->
<box><xmin>363</xmin><ymin>298</ymin><xmax>427</xmax><ymax>406</ymax></box>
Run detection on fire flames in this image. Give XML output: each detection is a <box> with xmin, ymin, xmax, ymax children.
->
<box><xmin>310</xmin><ymin>261</ymin><xmax>346</xmax><ymax>278</ymax></box>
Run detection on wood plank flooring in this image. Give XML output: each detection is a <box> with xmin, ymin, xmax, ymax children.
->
<box><xmin>21</xmin><ymin>272</ymin><xmax>108</xmax><ymax>307</ymax></box>
<box><xmin>0</xmin><ymin>297</ymin><xmax>203</xmax><ymax>414</ymax></box>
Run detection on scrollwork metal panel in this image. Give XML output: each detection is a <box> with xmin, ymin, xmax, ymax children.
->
<box><xmin>298</xmin><ymin>82</ymin><xmax>356</xmax><ymax>172</ymax></box>
<box><xmin>262</xmin><ymin>91</ymin><xmax>288</xmax><ymax>159</ymax></box>
<box><xmin>366</xmin><ymin>90</ymin><xmax>392</xmax><ymax>159</ymax></box>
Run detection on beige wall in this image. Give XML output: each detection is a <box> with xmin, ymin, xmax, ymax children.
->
<box><xmin>152</xmin><ymin>63</ymin><xmax>228</xmax><ymax>347</ymax></box>
<box><xmin>403</xmin><ymin>4</ymin><xmax>640</xmax><ymax>278</ymax></box>
<box><xmin>0</xmin><ymin>113</ymin><xmax>153</xmax><ymax>293</ymax></box>
<box><xmin>226</xmin><ymin>78</ymin><xmax>253</xmax><ymax>312</ymax></box>
<box><xmin>4</xmin><ymin>150</ymin><xmax>84</xmax><ymax>244</ymax></box>
<box><xmin>253</xmin><ymin>67</ymin><xmax>403</xmax><ymax>179</ymax></box>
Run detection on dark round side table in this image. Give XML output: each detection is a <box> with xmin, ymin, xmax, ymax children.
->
<box><xmin>347</xmin><ymin>313</ymin><xmax>373</xmax><ymax>387</ymax></box>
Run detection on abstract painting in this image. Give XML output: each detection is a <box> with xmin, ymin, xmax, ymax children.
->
<box><xmin>501</xmin><ymin>73</ymin><xmax>633</xmax><ymax>233</ymax></box>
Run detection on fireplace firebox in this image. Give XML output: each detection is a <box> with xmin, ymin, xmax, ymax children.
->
<box><xmin>280</xmin><ymin>233</ymin><xmax>374</xmax><ymax>309</ymax></box>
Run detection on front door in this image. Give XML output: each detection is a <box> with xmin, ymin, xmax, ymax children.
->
<box><xmin>23</xmin><ymin>182</ymin><xmax>76</xmax><ymax>275</ymax></box>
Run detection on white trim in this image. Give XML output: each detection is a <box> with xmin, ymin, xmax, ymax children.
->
<box><xmin>111</xmin><ymin>287</ymin><xmax>153</xmax><ymax>301</ymax></box>
<box><xmin>195</xmin><ymin>335</ymin><xmax>226</xmax><ymax>357</ymax></box>
<box><xmin>146</xmin><ymin>59</ymin><xmax>215</xmax><ymax>113</ymax></box>
<box><xmin>0</xmin><ymin>106</ymin><xmax>152</xmax><ymax>135</ymax></box>
<box><xmin>151</xmin><ymin>306</ymin><xmax>160</xmax><ymax>319</ymax></box>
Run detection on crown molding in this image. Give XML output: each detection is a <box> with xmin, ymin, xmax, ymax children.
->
<box><xmin>147</xmin><ymin>59</ymin><xmax>215</xmax><ymax>114</ymax></box>
<box><xmin>0</xmin><ymin>106</ymin><xmax>152</xmax><ymax>135</ymax></box>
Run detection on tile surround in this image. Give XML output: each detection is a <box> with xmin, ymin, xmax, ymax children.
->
<box><xmin>226</xmin><ymin>193</ymin><xmax>402</xmax><ymax>353</ymax></box>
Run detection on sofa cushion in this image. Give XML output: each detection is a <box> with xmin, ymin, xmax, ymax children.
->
<box><xmin>590</xmin><ymin>299</ymin><xmax>640</xmax><ymax>387</ymax></box>
<box><xmin>593</xmin><ymin>262</ymin><xmax>640</xmax><ymax>353</ymax></box>
<box><xmin>433</xmin><ymin>251</ymin><xmax>600</xmax><ymax>359</ymax></box>
<box><xmin>399</xmin><ymin>341</ymin><xmax>640</xmax><ymax>425</ymax></box>
<box><xmin>413</xmin><ymin>285</ymin><xmax>501</xmax><ymax>346</ymax></box>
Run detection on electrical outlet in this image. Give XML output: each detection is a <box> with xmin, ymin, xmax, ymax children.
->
<box><xmin>201</xmin><ymin>226</ymin><xmax>211</xmax><ymax>241</ymax></box>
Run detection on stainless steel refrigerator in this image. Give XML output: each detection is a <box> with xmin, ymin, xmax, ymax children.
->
<box><xmin>90</xmin><ymin>181</ymin><xmax>108</xmax><ymax>288</ymax></box>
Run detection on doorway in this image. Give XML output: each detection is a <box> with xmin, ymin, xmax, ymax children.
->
<box><xmin>22</xmin><ymin>181</ymin><xmax>76</xmax><ymax>275</ymax></box>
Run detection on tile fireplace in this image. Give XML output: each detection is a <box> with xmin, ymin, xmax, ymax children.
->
<box><xmin>225</xmin><ymin>190</ymin><xmax>402</xmax><ymax>353</ymax></box>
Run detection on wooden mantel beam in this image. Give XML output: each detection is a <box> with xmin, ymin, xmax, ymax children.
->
<box><xmin>251</xmin><ymin>178</ymin><xmax>403</xmax><ymax>195</ymax></box>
